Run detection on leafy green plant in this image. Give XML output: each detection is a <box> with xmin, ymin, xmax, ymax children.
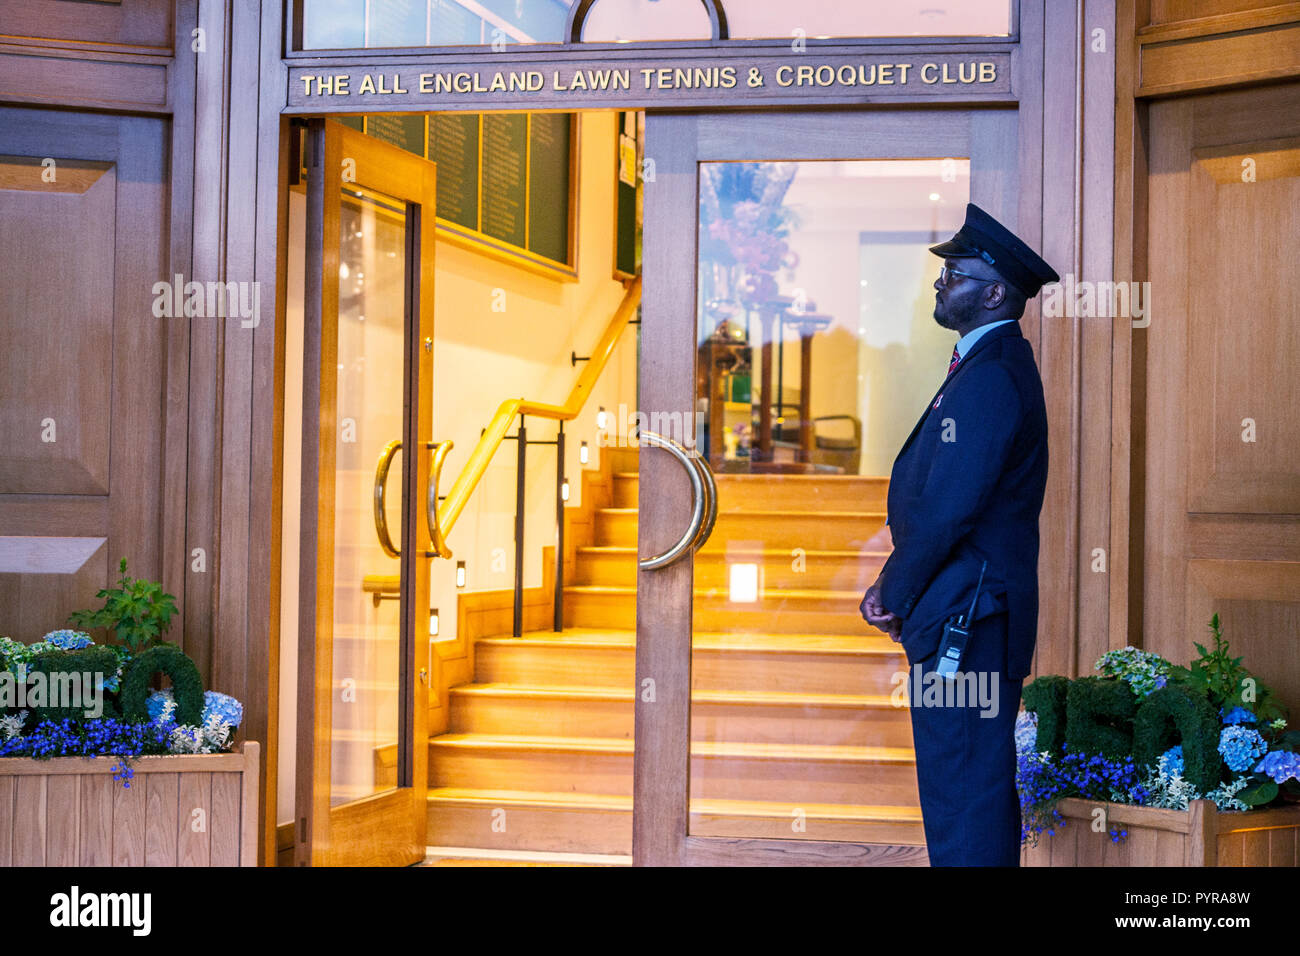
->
<box><xmin>1168</xmin><ymin>614</ymin><xmax>1285</xmax><ymax>723</ymax></box>
<box><xmin>67</xmin><ymin>558</ymin><xmax>178</xmax><ymax>653</ymax></box>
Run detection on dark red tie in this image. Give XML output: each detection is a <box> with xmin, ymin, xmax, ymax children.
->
<box><xmin>947</xmin><ymin>345</ymin><xmax>960</xmax><ymax>375</ymax></box>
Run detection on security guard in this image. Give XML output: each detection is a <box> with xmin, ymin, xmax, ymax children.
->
<box><xmin>860</xmin><ymin>202</ymin><xmax>1058</xmax><ymax>866</ymax></box>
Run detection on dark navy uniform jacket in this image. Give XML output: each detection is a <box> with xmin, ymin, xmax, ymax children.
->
<box><xmin>877</xmin><ymin>320</ymin><xmax>1049</xmax><ymax>680</ymax></box>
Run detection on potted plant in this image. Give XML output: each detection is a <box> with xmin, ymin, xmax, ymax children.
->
<box><xmin>0</xmin><ymin>559</ymin><xmax>258</xmax><ymax>866</ymax></box>
<box><xmin>1017</xmin><ymin>615</ymin><xmax>1300</xmax><ymax>866</ymax></box>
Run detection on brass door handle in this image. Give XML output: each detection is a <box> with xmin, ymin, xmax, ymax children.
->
<box><xmin>689</xmin><ymin>448</ymin><xmax>718</xmax><ymax>554</ymax></box>
<box><xmin>427</xmin><ymin>439</ymin><xmax>454</xmax><ymax>558</ymax></box>
<box><xmin>373</xmin><ymin>439</ymin><xmax>402</xmax><ymax>558</ymax></box>
<box><xmin>638</xmin><ymin>430</ymin><xmax>715</xmax><ymax>570</ymax></box>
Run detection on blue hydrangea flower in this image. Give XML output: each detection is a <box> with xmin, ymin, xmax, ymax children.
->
<box><xmin>1014</xmin><ymin>709</ymin><xmax>1038</xmax><ymax>756</ymax></box>
<box><xmin>1220</xmin><ymin>706</ymin><xmax>1256</xmax><ymax>726</ymax></box>
<box><xmin>145</xmin><ymin>688</ymin><xmax>177</xmax><ymax>723</ymax></box>
<box><xmin>202</xmin><ymin>691</ymin><xmax>243</xmax><ymax>729</ymax></box>
<box><xmin>41</xmin><ymin>629</ymin><xmax>93</xmax><ymax>650</ymax></box>
<box><xmin>1219</xmin><ymin>726</ymin><xmax>1268</xmax><ymax>773</ymax></box>
<box><xmin>1255</xmin><ymin>750</ymin><xmax>1300</xmax><ymax>784</ymax></box>
<box><xmin>1159</xmin><ymin>745</ymin><xmax>1184</xmax><ymax>777</ymax></box>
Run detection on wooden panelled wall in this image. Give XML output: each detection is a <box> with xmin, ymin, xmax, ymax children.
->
<box><xmin>1115</xmin><ymin>0</ymin><xmax>1300</xmax><ymax>714</ymax></box>
<box><xmin>0</xmin><ymin>0</ymin><xmax>285</xmax><ymax>864</ymax></box>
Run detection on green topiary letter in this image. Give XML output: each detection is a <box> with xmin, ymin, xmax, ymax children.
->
<box><xmin>1065</xmin><ymin>676</ymin><xmax>1136</xmax><ymax>758</ymax></box>
<box><xmin>25</xmin><ymin>646</ymin><xmax>121</xmax><ymax>724</ymax></box>
<box><xmin>121</xmin><ymin>644</ymin><xmax>205</xmax><ymax>726</ymax></box>
<box><xmin>1132</xmin><ymin>684</ymin><xmax>1223</xmax><ymax>794</ymax></box>
<box><xmin>1023</xmin><ymin>676</ymin><xmax>1070</xmax><ymax>758</ymax></box>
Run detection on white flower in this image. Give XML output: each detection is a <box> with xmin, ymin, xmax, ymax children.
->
<box><xmin>0</xmin><ymin>710</ymin><xmax>28</xmax><ymax>741</ymax></box>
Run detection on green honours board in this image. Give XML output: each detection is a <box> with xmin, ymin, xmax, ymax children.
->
<box><xmin>480</xmin><ymin>113</ymin><xmax>528</xmax><ymax>250</ymax></box>
<box><xmin>527</xmin><ymin>113</ymin><xmax>571</xmax><ymax>266</ymax></box>
<box><xmin>614</xmin><ymin>110</ymin><xmax>641</xmax><ymax>279</ymax></box>
<box><xmin>426</xmin><ymin>113</ymin><xmax>479</xmax><ymax>231</ymax></box>
<box><xmin>361</xmin><ymin>111</ymin><xmax>575</xmax><ymax>272</ymax></box>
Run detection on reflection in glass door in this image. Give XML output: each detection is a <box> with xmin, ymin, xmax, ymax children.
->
<box><xmin>330</xmin><ymin>187</ymin><xmax>407</xmax><ymax>806</ymax></box>
<box><xmin>689</xmin><ymin>158</ymin><xmax>970</xmax><ymax>842</ymax></box>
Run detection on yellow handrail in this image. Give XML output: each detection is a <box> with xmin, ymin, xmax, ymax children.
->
<box><xmin>434</xmin><ymin>276</ymin><xmax>641</xmax><ymax>554</ymax></box>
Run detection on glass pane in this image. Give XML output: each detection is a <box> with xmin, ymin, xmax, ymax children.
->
<box><xmin>330</xmin><ymin>187</ymin><xmax>409</xmax><ymax>806</ymax></box>
<box><xmin>724</xmin><ymin>0</ymin><xmax>1012</xmax><ymax>38</ymax></box>
<box><xmin>690</xmin><ymin>158</ymin><xmax>969</xmax><ymax>840</ymax></box>
<box><xmin>301</xmin><ymin>0</ymin><xmax>570</xmax><ymax>49</ymax></box>
<box><xmin>582</xmin><ymin>0</ymin><xmax>713</xmax><ymax>42</ymax></box>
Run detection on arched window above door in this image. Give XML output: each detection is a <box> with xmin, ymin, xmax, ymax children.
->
<box><xmin>296</xmin><ymin>0</ymin><xmax>1011</xmax><ymax>50</ymax></box>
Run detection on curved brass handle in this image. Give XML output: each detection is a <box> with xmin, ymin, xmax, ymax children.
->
<box><xmin>638</xmin><ymin>430</ymin><xmax>706</xmax><ymax>571</ymax></box>
<box><xmin>688</xmin><ymin>446</ymin><xmax>718</xmax><ymax>554</ymax></box>
<box><xmin>427</xmin><ymin>439</ymin><xmax>454</xmax><ymax>559</ymax></box>
<box><xmin>373</xmin><ymin>439</ymin><xmax>402</xmax><ymax>558</ymax></box>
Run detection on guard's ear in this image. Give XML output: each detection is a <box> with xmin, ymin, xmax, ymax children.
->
<box><xmin>982</xmin><ymin>281</ymin><xmax>1008</xmax><ymax>310</ymax></box>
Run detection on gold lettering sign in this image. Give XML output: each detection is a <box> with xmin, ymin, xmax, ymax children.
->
<box><xmin>290</xmin><ymin>55</ymin><xmax>1009</xmax><ymax>107</ymax></box>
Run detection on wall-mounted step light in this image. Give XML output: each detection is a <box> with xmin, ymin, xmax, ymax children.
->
<box><xmin>429</xmin><ymin>608</ymin><xmax>439</xmax><ymax>637</ymax></box>
<box><xmin>579</xmin><ymin>440</ymin><xmax>589</xmax><ymax>465</ymax></box>
<box><xmin>455</xmin><ymin>560</ymin><xmax>466</xmax><ymax>588</ymax></box>
<box><xmin>728</xmin><ymin>563</ymin><xmax>760</xmax><ymax>604</ymax></box>
<box><xmin>596</xmin><ymin>406</ymin><xmax>607</xmax><ymax>430</ymax></box>
<box><xmin>561</xmin><ymin>478</ymin><xmax>570</xmax><ymax>502</ymax></box>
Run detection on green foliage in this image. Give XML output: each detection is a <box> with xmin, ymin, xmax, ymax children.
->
<box><xmin>120</xmin><ymin>645</ymin><xmax>204</xmax><ymax>726</ymax></box>
<box><xmin>23</xmin><ymin>646</ymin><xmax>122</xmax><ymax>724</ymax></box>
<box><xmin>1167</xmin><ymin>613</ymin><xmax>1285</xmax><ymax>723</ymax></box>
<box><xmin>1132</xmin><ymin>684</ymin><xmax>1222</xmax><ymax>794</ymax></box>
<box><xmin>1237</xmin><ymin>778</ymin><xmax>1279</xmax><ymax>808</ymax></box>
<box><xmin>67</xmin><ymin>558</ymin><xmax>178</xmax><ymax>653</ymax></box>
<box><xmin>1022</xmin><ymin>675</ymin><xmax>1070</xmax><ymax>757</ymax></box>
<box><xmin>1065</xmin><ymin>676</ymin><xmax>1137</xmax><ymax>758</ymax></box>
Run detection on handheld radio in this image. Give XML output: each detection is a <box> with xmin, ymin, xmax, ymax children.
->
<box><xmin>934</xmin><ymin>560</ymin><xmax>987</xmax><ymax>679</ymax></box>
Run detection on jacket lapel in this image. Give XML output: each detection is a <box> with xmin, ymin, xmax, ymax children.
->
<box><xmin>894</xmin><ymin>321</ymin><xmax>1023</xmax><ymax>460</ymax></box>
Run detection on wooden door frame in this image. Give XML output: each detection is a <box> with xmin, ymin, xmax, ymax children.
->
<box><xmin>230</xmin><ymin>0</ymin><xmax>1116</xmax><ymax>864</ymax></box>
<box><xmin>295</xmin><ymin>119</ymin><xmax>435</xmax><ymax>866</ymax></box>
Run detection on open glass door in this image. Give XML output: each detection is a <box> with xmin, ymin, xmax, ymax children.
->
<box><xmin>296</xmin><ymin>119</ymin><xmax>436</xmax><ymax>866</ymax></box>
<box><xmin>634</xmin><ymin>109</ymin><xmax>1018</xmax><ymax>865</ymax></box>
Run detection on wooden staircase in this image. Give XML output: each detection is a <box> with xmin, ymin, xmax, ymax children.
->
<box><xmin>424</xmin><ymin>448</ymin><xmax>924</xmax><ymax>863</ymax></box>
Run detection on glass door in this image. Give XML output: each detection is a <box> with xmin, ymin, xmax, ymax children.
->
<box><xmin>634</xmin><ymin>109</ymin><xmax>1017</xmax><ymax>865</ymax></box>
<box><xmin>296</xmin><ymin>119</ymin><xmax>436</xmax><ymax>866</ymax></box>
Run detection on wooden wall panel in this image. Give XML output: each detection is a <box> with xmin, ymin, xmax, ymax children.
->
<box><xmin>0</xmin><ymin>158</ymin><xmax>116</xmax><ymax>496</ymax></box>
<box><xmin>0</xmin><ymin>108</ymin><xmax>170</xmax><ymax>643</ymax></box>
<box><xmin>1143</xmin><ymin>82</ymin><xmax>1300</xmax><ymax>709</ymax></box>
<box><xmin>0</xmin><ymin>0</ymin><xmax>174</xmax><ymax>50</ymax></box>
<box><xmin>1147</xmin><ymin>0</ymin><xmax>1290</xmax><ymax>26</ymax></box>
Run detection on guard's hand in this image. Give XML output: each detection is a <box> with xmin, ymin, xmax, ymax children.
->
<box><xmin>860</xmin><ymin>579</ymin><xmax>902</xmax><ymax>641</ymax></box>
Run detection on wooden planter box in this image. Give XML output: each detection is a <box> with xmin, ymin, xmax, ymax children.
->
<box><xmin>0</xmin><ymin>741</ymin><xmax>259</xmax><ymax>866</ymax></box>
<box><xmin>1022</xmin><ymin>796</ymin><xmax>1300</xmax><ymax>866</ymax></box>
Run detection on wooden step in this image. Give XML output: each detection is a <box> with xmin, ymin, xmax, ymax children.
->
<box><xmin>564</xmin><ymin>584</ymin><xmax>882</xmax><ymax>635</ymax></box>
<box><xmin>427</xmin><ymin>734</ymin><xmax>920</xmax><ymax>806</ymax></box>
<box><xmin>449</xmin><ymin>684</ymin><xmax>913</xmax><ymax>747</ymax></box>
<box><xmin>573</xmin><ymin>545</ymin><xmax>887</xmax><ymax>590</ymax></box>
<box><xmin>426</xmin><ymin>788</ymin><xmax>924</xmax><ymax>854</ymax></box>
<box><xmin>474</xmin><ymin>629</ymin><xmax>908</xmax><ymax>695</ymax></box>
<box><xmin>422</xmin><ymin>843</ymin><xmax>632</xmax><ymax>866</ymax></box>
<box><xmin>614</xmin><ymin>471</ymin><xmax>889</xmax><ymax>511</ymax></box>
<box><xmin>595</xmin><ymin>508</ymin><xmax>886</xmax><ymax>550</ymax></box>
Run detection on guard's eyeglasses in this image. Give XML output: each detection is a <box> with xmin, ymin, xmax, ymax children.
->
<box><xmin>938</xmin><ymin>265</ymin><xmax>997</xmax><ymax>288</ymax></box>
